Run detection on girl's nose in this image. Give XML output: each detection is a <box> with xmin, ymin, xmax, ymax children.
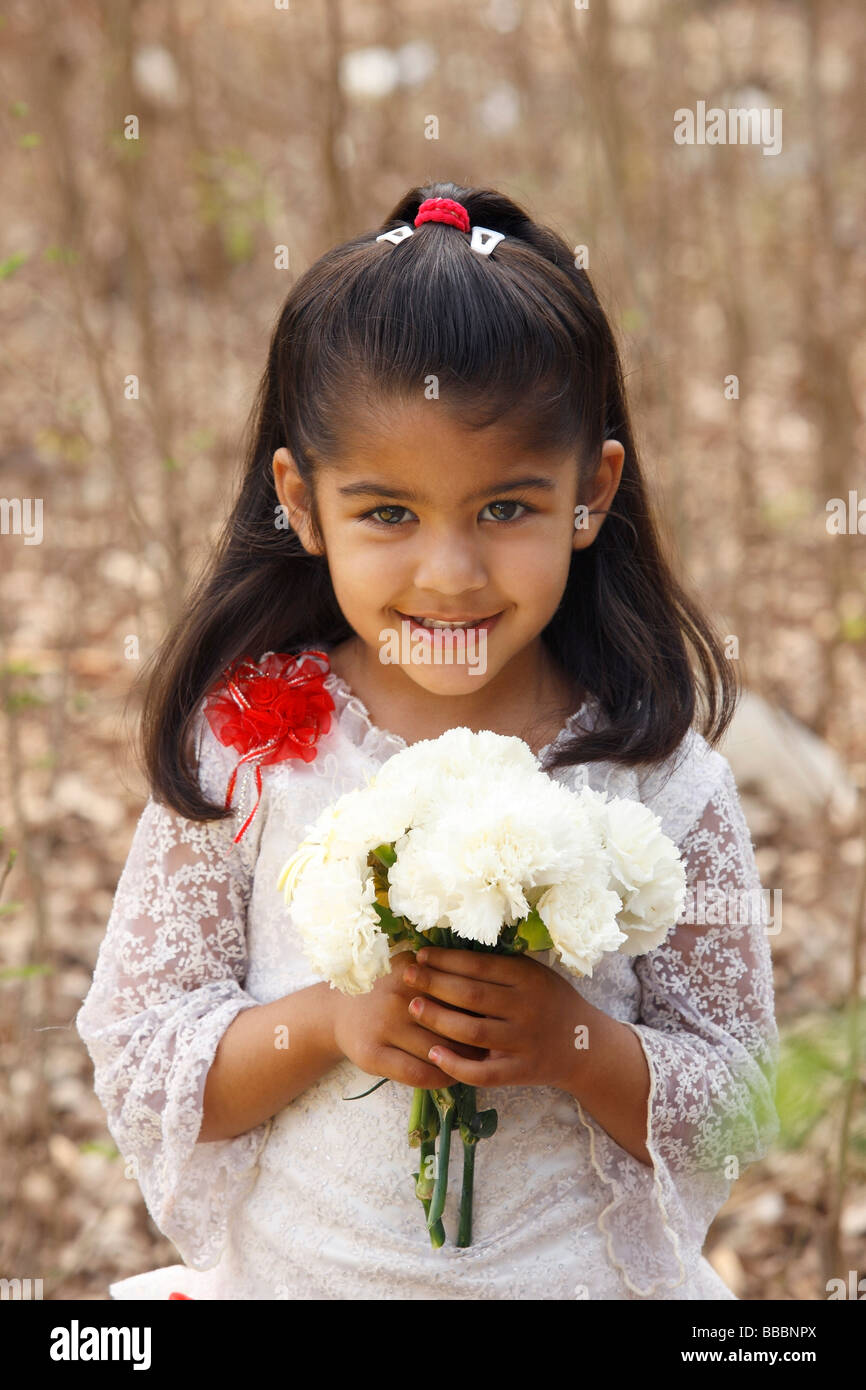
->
<box><xmin>411</xmin><ymin>532</ymin><xmax>489</xmax><ymax>595</ymax></box>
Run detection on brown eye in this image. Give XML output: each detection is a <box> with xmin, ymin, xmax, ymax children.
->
<box><xmin>481</xmin><ymin>500</ymin><xmax>530</xmax><ymax>522</ymax></box>
<box><xmin>362</xmin><ymin>506</ymin><xmax>412</xmax><ymax>527</ymax></box>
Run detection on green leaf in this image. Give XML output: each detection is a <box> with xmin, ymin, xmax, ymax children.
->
<box><xmin>43</xmin><ymin>246</ymin><xmax>78</xmax><ymax>265</ymax></box>
<box><xmin>515</xmin><ymin>908</ymin><xmax>554</xmax><ymax>952</ymax></box>
<box><xmin>0</xmin><ymin>963</ymin><xmax>54</xmax><ymax>980</ymax></box>
<box><xmin>0</xmin><ymin>251</ymin><xmax>28</xmax><ymax>279</ymax></box>
<box><xmin>454</xmin><ymin>1085</ymin><xmax>477</xmax><ymax>1127</ymax></box>
<box><xmin>342</xmin><ymin>1076</ymin><xmax>390</xmax><ymax>1100</ymax></box>
<box><xmin>0</xmin><ymin>660</ymin><xmax>39</xmax><ymax>677</ymax></box>
<box><xmin>773</xmin><ymin>1005</ymin><xmax>866</xmax><ymax>1147</ymax></box>
<box><xmin>226</xmin><ymin>222</ymin><xmax>253</xmax><ymax>264</ymax></box>
<box><xmin>184</xmin><ymin>428</ymin><xmax>216</xmax><ymax>452</ymax></box>
<box><xmin>370</xmin><ymin>843</ymin><xmax>397</xmax><ymax>868</ymax></box>
<box><xmin>469</xmin><ymin>1108</ymin><xmax>498</xmax><ymax>1139</ymax></box>
<box><xmin>79</xmin><ymin>1141</ymin><xmax>119</xmax><ymax>1158</ymax></box>
<box><xmin>372</xmin><ymin>900</ymin><xmax>405</xmax><ymax>934</ymax></box>
<box><xmin>840</xmin><ymin>613</ymin><xmax>866</xmax><ymax>643</ymax></box>
<box><xmin>5</xmin><ymin>692</ymin><xmax>44</xmax><ymax>713</ymax></box>
<box><xmin>759</xmin><ymin>489</ymin><xmax>813</xmax><ymax>531</ymax></box>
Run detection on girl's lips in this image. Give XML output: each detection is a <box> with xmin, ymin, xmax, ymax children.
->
<box><xmin>396</xmin><ymin>611</ymin><xmax>502</xmax><ymax>636</ymax></box>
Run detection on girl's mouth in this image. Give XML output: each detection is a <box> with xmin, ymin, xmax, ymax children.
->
<box><xmin>395</xmin><ymin>611</ymin><xmax>502</xmax><ymax>637</ymax></box>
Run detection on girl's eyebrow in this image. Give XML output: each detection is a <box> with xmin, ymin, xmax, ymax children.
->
<box><xmin>337</xmin><ymin>475</ymin><xmax>558</xmax><ymax>503</ymax></box>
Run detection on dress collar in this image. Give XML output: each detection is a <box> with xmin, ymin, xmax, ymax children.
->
<box><xmin>319</xmin><ymin>667</ymin><xmax>599</xmax><ymax>767</ymax></box>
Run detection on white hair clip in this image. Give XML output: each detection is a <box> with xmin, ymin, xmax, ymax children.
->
<box><xmin>375</xmin><ymin>225</ymin><xmax>415</xmax><ymax>245</ymax></box>
<box><xmin>375</xmin><ymin>223</ymin><xmax>506</xmax><ymax>257</ymax></box>
<box><xmin>469</xmin><ymin>226</ymin><xmax>505</xmax><ymax>256</ymax></box>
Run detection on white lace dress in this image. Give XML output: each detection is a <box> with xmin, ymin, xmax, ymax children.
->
<box><xmin>76</xmin><ymin>652</ymin><xmax>779</xmax><ymax>1300</ymax></box>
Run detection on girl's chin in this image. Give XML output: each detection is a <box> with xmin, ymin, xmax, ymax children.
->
<box><xmin>395</xmin><ymin>666</ymin><xmax>492</xmax><ymax>692</ymax></box>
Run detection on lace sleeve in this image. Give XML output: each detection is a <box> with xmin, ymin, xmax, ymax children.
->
<box><xmin>575</xmin><ymin>757</ymin><xmax>780</xmax><ymax>1297</ymax></box>
<box><xmin>75</xmin><ymin>711</ymin><xmax>270</xmax><ymax>1270</ymax></box>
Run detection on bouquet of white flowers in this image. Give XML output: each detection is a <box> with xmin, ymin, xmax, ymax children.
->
<box><xmin>277</xmin><ymin>727</ymin><xmax>686</xmax><ymax>1248</ymax></box>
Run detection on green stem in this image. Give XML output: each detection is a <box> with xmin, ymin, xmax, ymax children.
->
<box><xmin>420</xmin><ymin>1196</ymin><xmax>445</xmax><ymax>1248</ymax></box>
<box><xmin>343</xmin><ymin>1076</ymin><xmax>390</xmax><ymax>1100</ymax></box>
<box><xmin>455</xmin><ymin>1082</ymin><xmax>477</xmax><ymax>1128</ymax></box>
<box><xmin>415</xmin><ymin>1137</ymin><xmax>435</xmax><ymax>1201</ymax></box>
<box><xmin>427</xmin><ymin>1090</ymin><xmax>455</xmax><ymax>1230</ymax></box>
<box><xmin>457</xmin><ymin>1132</ymin><xmax>476</xmax><ymax>1247</ymax></box>
<box><xmin>415</xmin><ymin>1087</ymin><xmax>446</xmax><ymax>1246</ymax></box>
<box><xmin>455</xmin><ymin>1084</ymin><xmax>478</xmax><ymax>1248</ymax></box>
<box><xmin>408</xmin><ymin>1086</ymin><xmax>425</xmax><ymax>1147</ymax></box>
<box><xmin>412</xmin><ymin>1093</ymin><xmax>442</xmax><ymax>1244</ymax></box>
<box><xmin>422</xmin><ymin>1086</ymin><xmax>439</xmax><ymax>1141</ymax></box>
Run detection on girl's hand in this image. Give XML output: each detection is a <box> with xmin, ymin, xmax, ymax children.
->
<box><xmin>401</xmin><ymin>946</ymin><xmax>585</xmax><ymax>1091</ymax></box>
<box><xmin>329</xmin><ymin>951</ymin><xmax>488</xmax><ymax>1090</ymax></box>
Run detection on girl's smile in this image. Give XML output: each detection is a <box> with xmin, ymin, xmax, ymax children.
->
<box><xmin>395</xmin><ymin>610</ymin><xmax>504</xmax><ymax>634</ymax></box>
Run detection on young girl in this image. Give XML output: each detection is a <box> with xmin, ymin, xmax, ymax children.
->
<box><xmin>77</xmin><ymin>181</ymin><xmax>779</xmax><ymax>1301</ymax></box>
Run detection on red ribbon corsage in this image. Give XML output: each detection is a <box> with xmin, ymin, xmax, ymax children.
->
<box><xmin>203</xmin><ymin>648</ymin><xmax>335</xmax><ymax>843</ymax></box>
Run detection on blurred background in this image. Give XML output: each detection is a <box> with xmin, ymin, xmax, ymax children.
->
<box><xmin>0</xmin><ymin>0</ymin><xmax>864</xmax><ymax>1300</ymax></box>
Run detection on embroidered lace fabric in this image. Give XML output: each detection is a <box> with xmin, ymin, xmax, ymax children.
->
<box><xmin>76</xmin><ymin>652</ymin><xmax>779</xmax><ymax>1300</ymax></box>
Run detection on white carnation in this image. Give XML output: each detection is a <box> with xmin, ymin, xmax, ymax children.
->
<box><xmin>275</xmin><ymin>726</ymin><xmax>688</xmax><ymax>994</ymax></box>
<box><xmin>386</xmin><ymin>768</ymin><xmax>603</xmax><ymax>947</ymax></box>
<box><xmin>296</xmin><ymin>782</ymin><xmax>416</xmax><ymax>871</ymax></box>
<box><xmin>286</xmin><ymin>852</ymin><xmax>391</xmax><ymax>995</ymax></box>
<box><xmin>374</xmin><ymin>726</ymin><xmax>539</xmax><ymax>786</ymax></box>
<box><xmin>372</xmin><ymin>726</ymin><xmax>540</xmax><ymax>825</ymax></box>
<box><xmin>535</xmin><ymin>875</ymin><xmax>626</xmax><ymax>976</ymax></box>
<box><xmin>596</xmin><ymin>796</ymin><xmax>686</xmax><ymax>954</ymax></box>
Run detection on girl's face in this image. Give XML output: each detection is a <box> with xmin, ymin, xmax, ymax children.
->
<box><xmin>274</xmin><ymin>398</ymin><xmax>623</xmax><ymax>698</ymax></box>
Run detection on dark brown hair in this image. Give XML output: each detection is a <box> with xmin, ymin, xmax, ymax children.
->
<box><xmin>137</xmin><ymin>179</ymin><xmax>738</xmax><ymax>822</ymax></box>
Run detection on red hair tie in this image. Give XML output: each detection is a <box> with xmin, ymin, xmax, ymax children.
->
<box><xmin>377</xmin><ymin>201</ymin><xmax>504</xmax><ymax>256</ymax></box>
<box><xmin>414</xmin><ymin>197</ymin><xmax>471</xmax><ymax>233</ymax></box>
<box><xmin>203</xmin><ymin>649</ymin><xmax>334</xmax><ymax>843</ymax></box>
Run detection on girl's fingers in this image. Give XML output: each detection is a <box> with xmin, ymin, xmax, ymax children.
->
<box><xmin>376</xmin><ymin>1043</ymin><xmax>458</xmax><ymax>1089</ymax></box>
<box><xmin>424</xmin><ymin>1044</ymin><xmax>517</xmax><ymax>1087</ymax></box>
<box><xmin>407</xmin><ymin>994</ymin><xmax>510</xmax><ymax>1051</ymax></box>
<box><xmin>402</xmin><ymin>962</ymin><xmax>511</xmax><ymax>1019</ymax></box>
<box><xmin>399</xmin><ymin>1017</ymin><xmax>487</xmax><ymax>1063</ymax></box>
<box><xmin>415</xmin><ymin>946</ymin><xmax>519</xmax><ymax>986</ymax></box>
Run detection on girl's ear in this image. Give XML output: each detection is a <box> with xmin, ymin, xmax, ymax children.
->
<box><xmin>572</xmin><ymin>439</ymin><xmax>625</xmax><ymax>551</ymax></box>
<box><xmin>272</xmin><ymin>446</ymin><xmax>325</xmax><ymax>556</ymax></box>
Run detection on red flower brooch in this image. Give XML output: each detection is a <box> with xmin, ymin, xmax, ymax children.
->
<box><xmin>203</xmin><ymin>648</ymin><xmax>335</xmax><ymax>843</ymax></box>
